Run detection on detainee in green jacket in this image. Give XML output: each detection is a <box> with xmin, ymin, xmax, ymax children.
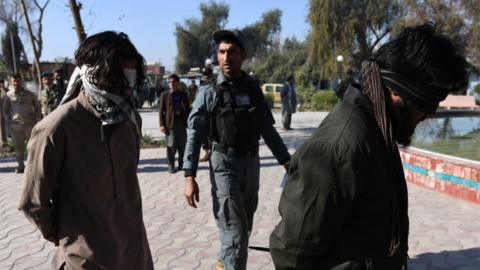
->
<box><xmin>270</xmin><ymin>23</ymin><xmax>469</xmax><ymax>270</ymax></box>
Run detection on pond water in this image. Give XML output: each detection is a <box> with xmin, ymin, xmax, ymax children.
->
<box><xmin>411</xmin><ymin>113</ymin><xmax>480</xmax><ymax>161</ymax></box>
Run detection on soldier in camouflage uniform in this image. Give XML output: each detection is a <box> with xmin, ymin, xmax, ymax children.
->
<box><xmin>40</xmin><ymin>72</ymin><xmax>61</xmax><ymax>116</ymax></box>
<box><xmin>53</xmin><ymin>68</ymin><xmax>67</xmax><ymax>100</ymax></box>
<box><xmin>4</xmin><ymin>74</ymin><xmax>41</xmax><ymax>173</ymax></box>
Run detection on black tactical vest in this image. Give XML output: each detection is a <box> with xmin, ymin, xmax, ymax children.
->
<box><xmin>211</xmin><ymin>80</ymin><xmax>263</xmax><ymax>148</ymax></box>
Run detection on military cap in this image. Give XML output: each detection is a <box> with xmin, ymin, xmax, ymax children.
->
<box><xmin>213</xmin><ymin>29</ymin><xmax>245</xmax><ymax>50</ymax></box>
<box><xmin>41</xmin><ymin>72</ymin><xmax>52</xmax><ymax>78</ymax></box>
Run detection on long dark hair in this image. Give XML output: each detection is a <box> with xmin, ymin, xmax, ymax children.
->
<box><xmin>74</xmin><ymin>31</ymin><xmax>146</xmax><ymax>95</ymax></box>
<box><xmin>374</xmin><ymin>23</ymin><xmax>468</xmax><ymax>97</ymax></box>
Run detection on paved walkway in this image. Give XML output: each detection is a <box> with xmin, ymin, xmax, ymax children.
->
<box><xmin>0</xmin><ymin>112</ymin><xmax>479</xmax><ymax>269</ymax></box>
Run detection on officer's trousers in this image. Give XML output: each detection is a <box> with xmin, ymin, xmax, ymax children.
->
<box><xmin>10</xmin><ymin>122</ymin><xmax>33</xmax><ymax>169</ymax></box>
<box><xmin>209</xmin><ymin>150</ymin><xmax>260</xmax><ymax>270</ymax></box>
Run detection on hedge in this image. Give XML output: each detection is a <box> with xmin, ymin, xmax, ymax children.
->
<box><xmin>311</xmin><ymin>90</ymin><xmax>339</xmax><ymax>111</ymax></box>
<box><xmin>264</xmin><ymin>93</ymin><xmax>275</xmax><ymax>109</ymax></box>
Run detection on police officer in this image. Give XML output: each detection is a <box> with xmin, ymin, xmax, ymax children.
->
<box><xmin>4</xmin><ymin>73</ymin><xmax>41</xmax><ymax>173</ymax></box>
<box><xmin>183</xmin><ymin>29</ymin><xmax>291</xmax><ymax>270</ymax></box>
<box><xmin>40</xmin><ymin>71</ymin><xmax>61</xmax><ymax>117</ymax></box>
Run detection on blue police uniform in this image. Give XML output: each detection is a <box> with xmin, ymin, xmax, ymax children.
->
<box><xmin>183</xmin><ymin>71</ymin><xmax>290</xmax><ymax>270</ymax></box>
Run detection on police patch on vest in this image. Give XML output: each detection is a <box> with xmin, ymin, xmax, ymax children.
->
<box><xmin>235</xmin><ymin>93</ymin><xmax>251</xmax><ymax>106</ymax></box>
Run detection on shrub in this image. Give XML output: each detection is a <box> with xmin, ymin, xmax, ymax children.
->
<box><xmin>264</xmin><ymin>93</ymin><xmax>275</xmax><ymax>109</ymax></box>
<box><xmin>296</xmin><ymin>86</ymin><xmax>315</xmax><ymax>109</ymax></box>
<box><xmin>311</xmin><ymin>90</ymin><xmax>339</xmax><ymax>111</ymax></box>
<box><xmin>473</xmin><ymin>84</ymin><xmax>480</xmax><ymax>105</ymax></box>
<box><xmin>141</xmin><ymin>134</ymin><xmax>165</xmax><ymax>148</ymax></box>
<box><xmin>474</xmin><ymin>83</ymin><xmax>480</xmax><ymax>95</ymax></box>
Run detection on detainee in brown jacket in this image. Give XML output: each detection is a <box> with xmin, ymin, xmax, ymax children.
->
<box><xmin>18</xmin><ymin>31</ymin><xmax>153</xmax><ymax>270</ymax></box>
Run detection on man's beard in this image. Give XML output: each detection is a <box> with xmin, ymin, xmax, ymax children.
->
<box><xmin>54</xmin><ymin>80</ymin><xmax>64</xmax><ymax>87</ymax></box>
<box><xmin>390</xmin><ymin>99</ymin><xmax>417</xmax><ymax>147</ymax></box>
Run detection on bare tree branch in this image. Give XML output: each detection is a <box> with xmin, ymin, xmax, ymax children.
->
<box><xmin>19</xmin><ymin>0</ymin><xmax>49</xmax><ymax>90</ymax></box>
<box><xmin>32</xmin><ymin>0</ymin><xmax>49</xmax><ymax>59</ymax></box>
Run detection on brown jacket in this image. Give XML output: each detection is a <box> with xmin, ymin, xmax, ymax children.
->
<box><xmin>159</xmin><ymin>90</ymin><xmax>190</xmax><ymax>129</ymax></box>
<box><xmin>18</xmin><ymin>91</ymin><xmax>153</xmax><ymax>270</ymax></box>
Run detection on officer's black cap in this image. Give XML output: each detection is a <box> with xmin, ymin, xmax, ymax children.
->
<box><xmin>213</xmin><ymin>29</ymin><xmax>245</xmax><ymax>50</ymax></box>
<box><xmin>41</xmin><ymin>72</ymin><xmax>52</xmax><ymax>78</ymax></box>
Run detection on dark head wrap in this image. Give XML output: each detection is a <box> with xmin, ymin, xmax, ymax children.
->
<box><xmin>381</xmin><ymin>70</ymin><xmax>449</xmax><ymax>113</ymax></box>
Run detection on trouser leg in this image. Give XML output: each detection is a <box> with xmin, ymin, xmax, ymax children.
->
<box><xmin>209</xmin><ymin>152</ymin><xmax>260</xmax><ymax>270</ymax></box>
<box><xmin>177</xmin><ymin>144</ymin><xmax>185</xmax><ymax>169</ymax></box>
<box><xmin>174</xmin><ymin>121</ymin><xmax>187</xmax><ymax>169</ymax></box>
<box><xmin>285</xmin><ymin>112</ymin><xmax>292</xmax><ymax>129</ymax></box>
<box><xmin>281</xmin><ymin>110</ymin><xmax>291</xmax><ymax>129</ymax></box>
<box><xmin>11</xmin><ymin>126</ymin><xmax>26</xmax><ymax>169</ymax></box>
<box><xmin>166</xmin><ymin>146</ymin><xmax>175</xmax><ymax>169</ymax></box>
<box><xmin>23</xmin><ymin>125</ymin><xmax>33</xmax><ymax>161</ymax></box>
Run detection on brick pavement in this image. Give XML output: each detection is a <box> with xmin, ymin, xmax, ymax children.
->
<box><xmin>0</xmin><ymin>111</ymin><xmax>478</xmax><ymax>269</ymax></box>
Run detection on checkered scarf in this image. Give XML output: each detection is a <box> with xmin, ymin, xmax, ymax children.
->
<box><xmin>61</xmin><ymin>66</ymin><xmax>140</xmax><ymax>139</ymax></box>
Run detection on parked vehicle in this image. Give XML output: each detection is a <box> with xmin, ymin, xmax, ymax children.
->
<box><xmin>261</xmin><ymin>83</ymin><xmax>283</xmax><ymax>104</ymax></box>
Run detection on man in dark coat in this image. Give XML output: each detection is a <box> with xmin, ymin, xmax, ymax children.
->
<box><xmin>159</xmin><ymin>74</ymin><xmax>190</xmax><ymax>173</ymax></box>
<box><xmin>270</xmin><ymin>23</ymin><xmax>468</xmax><ymax>270</ymax></box>
<box><xmin>280</xmin><ymin>75</ymin><xmax>297</xmax><ymax>130</ymax></box>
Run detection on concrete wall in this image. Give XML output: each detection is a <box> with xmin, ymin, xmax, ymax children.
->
<box><xmin>400</xmin><ymin>147</ymin><xmax>480</xmax><ymax>204</ymax></box>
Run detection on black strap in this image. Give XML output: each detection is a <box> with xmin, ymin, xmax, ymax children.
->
<box><xmin>212</xmin><ymin>143</ymin><xmax>258</xmax><ymax>157</ymax></box>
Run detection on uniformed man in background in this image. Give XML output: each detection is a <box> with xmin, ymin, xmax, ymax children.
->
<box><xmin>53</xmin><ymin>68</ymin><xmax>67</xmax><ymax>100</ymax></box>
<box><xmin>183</xmin><ymin>29</ymin><xmax>290</xmax><ymax>270</ymax></box>
<box><xmin>40</xmin><ymin>72</ymin><xmax>61</xmax><ymax>117</ymax></box>
<box><xmin>198</xmin><ymin>67</ymin><xmax>214</xmax><ymax>162</ymax></box>
<box><xmin>4</xmin><ymin>73</ymin><xmax>41</xmax><ymax>173</ymax></box>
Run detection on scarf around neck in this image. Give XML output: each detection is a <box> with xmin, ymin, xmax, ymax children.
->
<box><xmin>61</xmin><ymin>66</ymin><xmax>140</xmax><ymax>137</ymax></box>
<box><xmin>360</xmin><ymin>60</ymin><xmax>404</xmax><ymax>257</ymax></box>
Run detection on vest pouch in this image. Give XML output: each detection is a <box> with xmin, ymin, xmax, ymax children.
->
<box><xmin>247</xmin><ymin>106</ymin><xmax>261</xmax><ymax>143</ymax></box>
<box><xmin>234</xmin><ymin>107</ymin><xmax>250</xmax><ymax>145</ymax></box>
<box><xmin>215</xmin><ymin>107</ymin><xmax>236</xmax><ymax>145</ymax></box>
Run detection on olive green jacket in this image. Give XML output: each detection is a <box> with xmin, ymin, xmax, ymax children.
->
<box><xmin>270</xmin><ymin>86</ymin><xmax>409</xmax><ymax>270</ymax></box>
<box><xmin>4</xmin><ymin>88</ymin><xmax>41</xmax><ymax>125</ymax></box>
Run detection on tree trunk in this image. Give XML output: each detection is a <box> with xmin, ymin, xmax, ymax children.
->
<box><xmin>20</xmin><ymin>0</ymin><xmax>42</xmax><ymax>93</ymax></box>
<box><xmin>68</xmin><ymin>0</ymin><xmax>86</xmax><ymax>43</ymax></box>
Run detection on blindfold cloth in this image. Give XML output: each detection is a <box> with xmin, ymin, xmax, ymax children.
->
<box><xmin>60</xmin><ymin>66</ymin><xmax>140</xmax><ymax>139</ymax></box>
<box><xmin>380</xmin><ymin>70</ymin><xmax>449</xmax><ymax>113</ymax></box>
